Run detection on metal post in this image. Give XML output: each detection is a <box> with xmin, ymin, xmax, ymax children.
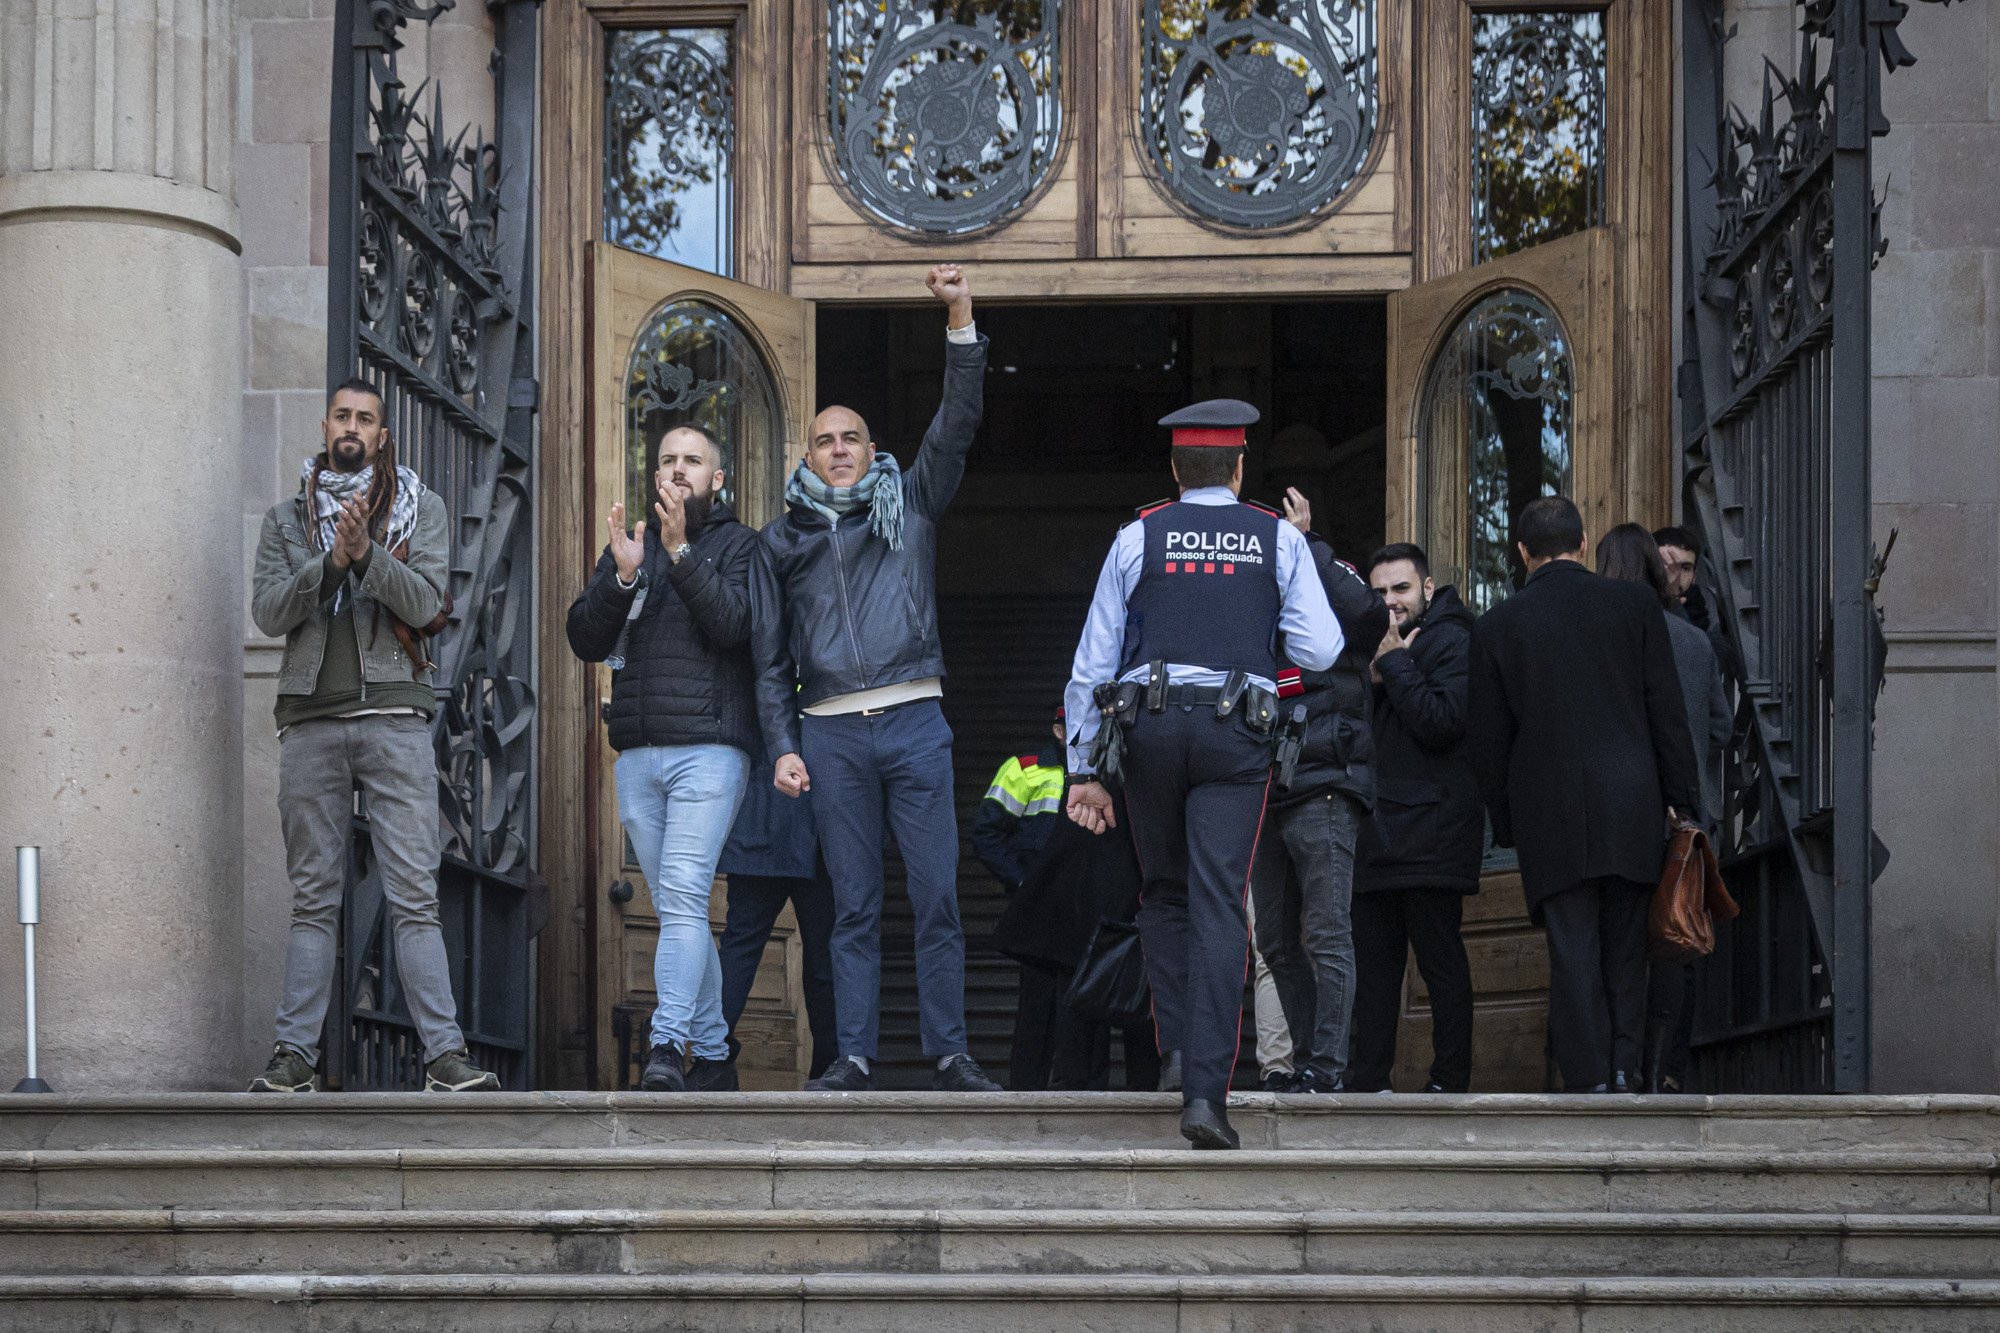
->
<box><xmin>1828</xmin><ymin>0</ymin><xmax>1874</xmax><ymax>1092</ymax></box>
<box><xmin>13</xmin><ymin>847</ymin><xmax>53</xmax><ymax>1093</ymax></box>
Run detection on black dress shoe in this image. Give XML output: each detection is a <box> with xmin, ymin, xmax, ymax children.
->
<box><xmin>639</xmin><ymin>1042</ymin><xmax>686</xmax><ymax>1092</ymax></box>
<box><xmin>1158</xmin><ymin>1050</ymin><xmax>1183</xmax><ymax>1093</ymax></box>
<box><xmin>1180</xmin><ymin>1099</ymin><xmax>1240</xmax><ymax>1150</ymax></box>
<box><xmin>933</xmin><ymin>1053</ymin><xmax>1002</xmax><ymax>1092</ymax></box>
<box><xmin>687</xmin><ymin>1055</ymin><xmax>739</xmax><ymax>1092</ymax></box>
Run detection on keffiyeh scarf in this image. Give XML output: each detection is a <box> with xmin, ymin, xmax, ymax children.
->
<box><xmin>785</xmin><ymin>450</ymin><xmax>906</xmax><ymax>551</ymax></box>
<box><xmin>302</xmin><ymin>457</ymin><xmax>424</xmax><ymax>610</ymax></box>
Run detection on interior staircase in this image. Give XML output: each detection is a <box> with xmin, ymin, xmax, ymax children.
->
<box><xmin>5</xmin><ymin>1091</ymin><xmax>2000</xmax><ymax>1330</ymax></box>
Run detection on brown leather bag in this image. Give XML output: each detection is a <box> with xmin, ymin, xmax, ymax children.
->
<box><xmin>1649</xmin><ymin>824</ymin><xmax>1741</xmax><ymax>961</ymax></box>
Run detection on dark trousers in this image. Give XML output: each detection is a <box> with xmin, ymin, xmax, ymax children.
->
<box><xmin>1348</xmin><ymin>888</ymin><xmax>1474</xmax><ymax>1092</ymax></box>
<box><xmin>1644</xmin><ymin>959</ymin><xmax>1697</xmax><ymax>1091</ymax></box>
<box><xmin>1123</xmin><ymin>705</ymin><xmax>1273</xmax><ymax>1108</ymax></box>
<box><xmin>1247</xmin><ymin>793</ymin><xmax>1362</xmax><ymax>1081</ymax></box>
<box><xmin>800</xmin><ymin>700</ymin><xmax>968</xmax><ymax>1060</ymax></box>
<box><xmin>1540</xmin><ymin>876</ymin><xmax>1651</xmax><ymax>1089</ymax></box>
<box><xmin>719</xmin><ymin>872</ymin><xmax>838</xmax><ymax>1080</ymax></box>
<box><xmin>1011</xmin><ymin>964</ymin><xmax>1163</xmax><ymax>1091</ymax></box>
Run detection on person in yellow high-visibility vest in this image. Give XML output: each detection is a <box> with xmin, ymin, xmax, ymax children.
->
<box><xmin>974</xmin><ymin>706</ymin><xmax>1069</xmax><ymax>1089</ymax></box>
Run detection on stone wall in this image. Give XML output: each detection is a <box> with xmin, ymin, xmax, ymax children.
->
<box><xmin>1864</xmin><ymin>1</ymin><xmax>2000</xmax><ymax>1091</ymax></box>
<box><xmin>235</xmin><ymin>0</ymin><xmax>498</xmax><ymax>1076</ymax></box>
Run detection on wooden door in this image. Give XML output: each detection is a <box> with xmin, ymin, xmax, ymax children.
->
<box><xmin>1382</xmin><ymin>225</ymin><xmax>1622</xmax><ymax>1091</ymax></box>
<box><xmin>587</xmin><ymin>241</ymin><xmax>815</xmax><ymax>1089</ymax></box>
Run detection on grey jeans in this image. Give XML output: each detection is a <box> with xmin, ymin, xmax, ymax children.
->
<box><xmin>272</xmin><ymin>713</ymin><xmax>464</xmax><ymax>1064</ymax></box>
<box><xmin>1248</xmin><ymin>792</ymin><xmax>1361</xmax><ymax>1081</ymax></box>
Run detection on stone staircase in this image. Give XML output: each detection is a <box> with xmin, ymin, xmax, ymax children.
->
<box><xmin>4</xmin><ymin>1092</ymin><xmax>2000</xmax><ymax>1330</ymax></box>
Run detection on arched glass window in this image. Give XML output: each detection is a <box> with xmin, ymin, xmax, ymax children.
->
<box><xmin>1141</xmin><ymin>0</ymin><xmax>1377</xmax><ymax>230</ymax></box>
<box><xmin>825</xmin><ymin>0</ymin><xmax>1064</xmax><ymax>236</ymax></box>
<box><xmin>624</xmin><ymin>300</ymin><xmax>786</xmax><ymax>526</ymax></box>
<box><xmin>1416</xmin><ymin>288</ymin><xmax>1574</xmax><ymax>613</ymax></box>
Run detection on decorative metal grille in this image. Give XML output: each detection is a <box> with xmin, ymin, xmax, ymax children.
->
<box><xmin>826</xmin><ymin>0</ymin><xmax>1063</xmax><ymax>236</ymax></box>
<box><xmin>1141</xmin><ymin>0</ymin><xmax>1376</xmax><ymax>231</ymax></box>
<box><xmin>603</xmin><ymin>29</ymin><xmax>735</xmax><ymax>274</ymax></box>
<box><xmin>326</xmin><ymin>0</ymin><xmax>541</xmax><ymax>1089</ymax></box>
<box><xmin>1471</xmin><ymin>13</ymin><xmax>1606</xmax><ymax>262</ymax></box>
<box><xmin>1678</xmin><ymin>0</ymin><xmax>1944</xmax><ymax>1092</ymax></box>
<box><xmin>624</xmin><ymin>300</ymin><xmax>787</xmax><ymax>526</ymax></box>
<box><xmin>1416</xmin><ymin>289</ymin><xmax>1575</xmax><ymax>614</ymax></box>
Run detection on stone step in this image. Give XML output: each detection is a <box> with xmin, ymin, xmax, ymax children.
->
<box><xmin>7</xmin><ymin>1273</ymin><xmax>2000</xmax><ymax>1332</ymax></box>
<box><xmin>6</xmin><ymin>1146</ymin><xmax>1995</xmax><ymax>1214</ymax></box>
<box><xmin>3</xmin><ymin>1091</ymin><xmax>1996</xmax><ymax>1153</ymax></box>
<box><xmin>4</xmin><ymin>1207</ymin><xmax>2000</xmax><ymax>1280</ymax></box>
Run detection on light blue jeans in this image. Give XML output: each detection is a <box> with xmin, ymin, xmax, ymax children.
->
<box><xmin>614</xmin><ymin>743</ymin><xmax>750</xmax><ymax>1058</ymax></box>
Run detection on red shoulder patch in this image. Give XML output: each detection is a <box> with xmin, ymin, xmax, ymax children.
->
<box><xmin>1134</xmin><ymin>498</ymin><xmax>1174</xmax><ymax>519</ymax></box>
<box><xmin>1242</xmin><ymin>499</ymin><xmax>1283</xmax><ymax>518</ymax></box>
<box><xmin>1018</xmin><ymin>754</ymin><xmax>1039</xmax><ymax>770</ymax></box>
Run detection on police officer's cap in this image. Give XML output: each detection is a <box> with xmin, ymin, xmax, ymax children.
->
<box><xmin>1159</xmin><ymin>399</ymin><xmax>1259</xmax><ymax>449</ymax></box>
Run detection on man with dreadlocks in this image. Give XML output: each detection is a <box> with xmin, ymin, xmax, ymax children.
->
<box><xmin>750</xmin><ymin>263</ymin><xmax>1001</xmax><ymax>1093</ymax></box>
<box><xmin>247</xmin><ymin>379</ymin><xmax>500</xmax><ymax>1093</ymax></box>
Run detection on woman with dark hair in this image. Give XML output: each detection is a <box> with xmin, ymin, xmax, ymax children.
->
<box><xmin>1593</xmin><ymin>522</ymin><xmax>1733</xmax><ymax>1091</ymax></box>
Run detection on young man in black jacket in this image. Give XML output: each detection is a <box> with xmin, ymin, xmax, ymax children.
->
<box><xmin>1348</xmin><ymin>543</ymin><xmax>1483</xmax><ymax>1094</ymax></box>
<box><xmin>750</xmin><ymin>264</ymin><xmax>1000</xmax><ymax>1093</ymax></box>
<box><xmin>1245</xmin><ymin>489</ymin><xmax>1390</xmax><ymax>1093</ymax></box>
<box><xmin>567</xmin><ymin>423</ymin><xmax>758</xmax><ymax>1092</ymax></box>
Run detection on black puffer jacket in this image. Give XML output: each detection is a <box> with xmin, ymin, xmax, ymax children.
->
<box><xmin>1356</xmin><ymin>584</ymin><xmax>1483</xmax><ymax>895</ymax></box>
<box><xmin>1272</xmin><ymin>533</ymin><xmax>1391</xmax><ymax>810</ymax></box>
<box><xmin>566</xmin><ymin>501</ymin><xmax>758</xmax><ymax>755</ymax></box>
<box><xmin>751</xmin><ymin>335</ymin><xmax>987</xmax><ymax>759</ymax></box>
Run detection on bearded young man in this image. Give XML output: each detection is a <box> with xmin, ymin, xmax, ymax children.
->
<box><xmin>567</xmin><ymin>422</ymin><xmax>760</xmax><ymax>1092</ymax></box>
<box><xmin>248</xmin><ymin>379</ymin><xmax>499</xmax><ymax>1093</ymax></box>
<box><xmin>750</xmin><ymin>263</ymin><xmax>1001</xmax><ymax>1093</ymax></box>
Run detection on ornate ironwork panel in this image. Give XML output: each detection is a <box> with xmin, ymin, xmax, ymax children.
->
<box><xmin>603</xmin><ymin>29</ymin><xmax>735</xmax><ymax>274</ymax></box>
<box><xmin>1141</xmin><ymin>0</ymin><xmax>1376</xmax><ymax>231</ymax></box>
<box><xmin>1416</xmin><ymin>289</ymin><xmax>1575</xmax><ymax>614</ymax></box>
<box><xmin>326</xmin><ymin>0</ymin><xmax>541</xmax><ymax>1089</ymax></box>
<box><xmin>1678</xmin><ymin>0</ymin><xmax>1944</xmax><ymax>1092</ymax></box>
<box><xmin>826</xmin><ymin>0</ymin><xmax>1063</xmax><ymax>236</ymax></box>
<box><xmin>625</xmin><ymin>300</ymin><xmax>787</xmax><ymax>525</ymax></box>
<box><xmin>1471</xmin><ymin>13</ymin><xmax>1606</xmax><ymax>262</ymax></box>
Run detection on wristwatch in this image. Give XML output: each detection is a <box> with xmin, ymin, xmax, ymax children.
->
<box><xmin>668</xmin><ymin>542</ymin><xmax>693</xmax><ymax>564</ymax></box>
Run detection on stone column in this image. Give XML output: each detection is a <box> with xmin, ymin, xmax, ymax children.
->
<box><xmin>0</xmin><ymin>0</ymin><xmax>244</xmax><ymax>1088</ymax></box>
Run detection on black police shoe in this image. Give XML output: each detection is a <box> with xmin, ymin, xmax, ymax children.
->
<box><xmin>933</xmin><ymin>1053</ymin><xmax>1002</xmax><ymax>1092</ymax></box>
<box><xmin>804</xmin><ymin>1056</ymin><xmax>874</xmax><ymax>1092</ymax></box>
<box><xmin>687</xmin><ymin>1054</ymin><xmax>739</xmax><ymax>1092</ymax></box>
<box><xmin>639</xmin><ymin>1042</ymin><xmax>686</xmax><ymax>1092</ymax></box>
<box><xmin>1157</xmin><ymin>1050</ymin><xmax>1183</xmax><ymax>1093</ymax></box>
<box><xmin>1180</xmin><ymin>1099</ymin><xmax>1240</xmax><ymax>1150</ymax></box>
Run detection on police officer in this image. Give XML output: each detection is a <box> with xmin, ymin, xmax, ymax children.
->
<box><xmin>1063</xmin><ymin>400</ymin><xmax>1341</xmax><ymax>1149</ymax></box>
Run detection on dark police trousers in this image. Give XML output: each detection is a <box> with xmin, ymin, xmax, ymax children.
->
<box><xmin>1123</xmin><ymin>703</ymin><xmax>1274</xmax><ymax>1107</ymax></box>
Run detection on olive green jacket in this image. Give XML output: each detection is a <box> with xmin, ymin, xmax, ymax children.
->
<box><xmin>250</xmin><ymin>489</ymin><xmax>450</xmax><ymax>698</ymax></box>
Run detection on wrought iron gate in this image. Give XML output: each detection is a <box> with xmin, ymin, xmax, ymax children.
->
<box><xmin>324</xmin><ymin>0</ymin><xmax>542</xmax><ymax>1088</ymax></box>
<box><xmin>1678</xmin><ymin>0</ymin><xmax>1942</xmax><ymax>1092</ymax></box>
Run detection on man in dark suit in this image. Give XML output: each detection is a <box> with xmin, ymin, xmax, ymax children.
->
<box><xmin>1467</xmin><ymin>497</ymin><xmax>1700</xmax><ymax>1093</ymax></box>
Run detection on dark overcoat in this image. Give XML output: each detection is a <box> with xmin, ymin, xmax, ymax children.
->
<box><xmin>1467</xmin><ymin>560</ymin><xmax>1701</xmax><ymax>919</ymax></box>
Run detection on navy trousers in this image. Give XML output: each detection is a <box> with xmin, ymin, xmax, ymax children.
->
<box><xmin>1122</xmin><ymin>705</ymin><xmax>1274</xmax><ymax>1107</ymax></box>
<box><xmin>719</xmin><ymin>872</ymin><xmax>839</xmax><ymax>1080</ymax></box>
<box><xmin>799</xmin><ymin>699</ymin><xmax>969</xmax><ymax>1060</ymax></box>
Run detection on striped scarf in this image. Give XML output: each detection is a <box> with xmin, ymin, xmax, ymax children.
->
<box><xmin>785</xmin><ymin>451</ymin><xmax>906</xmax><ymax>550</ymax></box>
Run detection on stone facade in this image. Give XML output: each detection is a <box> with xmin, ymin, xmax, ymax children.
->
<box><xmin>0</xmin><ymin>0</ymin><xmax>1993</xmax><ymax>1092</ymax></box>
